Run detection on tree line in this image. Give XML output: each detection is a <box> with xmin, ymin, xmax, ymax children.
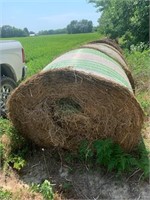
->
<box><xmin>38</xmin><ymin>19</ymin><xmax>93</xmax><ymax>35</ymax></box>
<box><xmin>38</xmin><ymin>28</ymin><xmax>67</xmax><ymax>36</ymax></box>
<box><xmin>0</xmin><ymin>19</ymin><xmax>93</xmax><ymax>38</ymax></box>
<box><xmin>88</xmin><ymin>0</ymin><xmax>149</xmax><ymax>48</ymax></box>
<box><xmin>67</xmin><ymin>19</ymin><xmax>93</xmax><ymax>34</ymax></box>
<box><xmin>0</xmin><ymin>26</ymin><xmax>31</xmax><ymax>38</ymax></box>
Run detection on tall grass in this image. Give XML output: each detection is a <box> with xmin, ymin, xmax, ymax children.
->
<box><xmin>125</xmin><ymin>49</ymin><xmax>150</xmax><ymax>116</ymax></box>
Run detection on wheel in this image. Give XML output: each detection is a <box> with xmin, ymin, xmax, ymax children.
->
<box><xmin>0</xmin><ymin>77</ymin><xmax>17</xmax><ymax>118</ymax></box>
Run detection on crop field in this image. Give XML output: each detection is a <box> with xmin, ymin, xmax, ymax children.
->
<box><xmin>0</xmin><ymin>33</ymin><xmax>150</xmax><ymax>199</ymax></box>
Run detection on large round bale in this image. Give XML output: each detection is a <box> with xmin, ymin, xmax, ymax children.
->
<box><xmin>7</xmin><ymin>39</ymin><xmax>144</xmax><ymax>151</ymax></box>
<box><xmin>84</xmin><ymin>38</ymin><xmax>135</xmax><ymax>91</ymax></box>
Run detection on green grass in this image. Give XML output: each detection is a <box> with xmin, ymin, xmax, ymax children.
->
<box><xmin>0</xmin><ymin>118</ymin><xmax>27</xmax><ymax>171</ymax></box>
<box><xmin>31</xmin><ymin>180</ymin><xmax>54</xmax><ymax>200</ymax></box>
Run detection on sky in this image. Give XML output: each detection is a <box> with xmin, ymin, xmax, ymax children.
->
<box><xmin>0</xmin><ymin>0</ymin><xmax>100</xmax><ymax>33</ymax></box>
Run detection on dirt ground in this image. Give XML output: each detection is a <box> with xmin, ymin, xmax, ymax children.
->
<box><xmin>10</xmin><ymin>144</ymin><xmax>148</xmax><ymax>200</ymax></box>
<box><xmin>17</xmin><ymin>118</ymin><xmax>150</xmax><ymax>199</ymax></box>
<box><xmin>0</xmin><ymin>144</ymin><xmax>150</xmax><ymax>199</ymax></box>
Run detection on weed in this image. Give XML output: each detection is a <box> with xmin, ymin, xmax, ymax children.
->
<box><xmin>77</xmin><ymin>139</ymin><xmax>149</xmax><ymax>178</ymax></box>
<box><xmin>6</xmin><ymin>155</ymin><xmax>26</xmax><ymax>171</ymax></box>
<box><xmin>0</xmin><ymin>118</ymin><xmax>26</xmax><ymax>150</ymax></box>
<box><xmin>130</xmin><ymin>42</ymin><xmax>149</xmax><ymax>52</ymax></box>
<box><xmin>0</xmin><ymin>118</ymin><xmax>12</xmax><ymax>137</ymax></box>
<box><xmin>79</xmin><ymin>140</ymin><xmax>94</xmax><ymax>163</ymax></box>
<box><xmin>31</xmin><ymin>180</ymin><xmax>54</xmax><ymax>200</ymax></box>
<box><xmin>136</xmin><ymin>92</ymin><xmax>150</xmax><ymax>116</ymax></box>
<box><xmin>0</xmin><ymin>118</ymin><xmax>29</xmax><ymax>171</ymax></box>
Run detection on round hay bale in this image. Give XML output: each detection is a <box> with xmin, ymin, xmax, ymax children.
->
<box><xmin>84</xmin><ymin>39</ymin><xmax>135</xmax><ymax>91</ymax></box>
<box><xmin>7</xmin><ymin>40</ymin><xmax>144</xmax><ymax>152</ymax></box>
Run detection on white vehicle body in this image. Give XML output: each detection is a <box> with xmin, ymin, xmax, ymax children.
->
<box><xmin>0</xmin><ymin>40</ymin><xmax>26</xmax><ymax>81</ymax></box>
<box><xmin>0</xmin><ymin>40</ymin><xmax>27</xmax><ymax>117</ymax></box>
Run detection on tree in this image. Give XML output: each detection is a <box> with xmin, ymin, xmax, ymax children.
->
<box><xmin>29</xmin><ymin>31</ymin><xmax>35</xmax><ymax>34</ymax></box>
<box><xmin>67</xmin><ymin>20</ymin><xmax>78</xmax><ymax>34</ymax></box>
<box><xmin>23</xmin><ymin>27</ymin><xmax>29</xmax><ymax>36</ymax></box>
<box><xmin>88</xmin><ymin>0</ymin><xmax>149</xmax><ymax>47</ymax></box>
<box><xmin>0</xmin><ymin>25</ymin><xmax>30</xmax><ymax>38</ymax></box>
<box><xmin>37</xmin><ymin>28</ymin><xmax>67</xmax><ymax>36</ymax></box>
<box><xmin>67</xmin><ymin>19</ymin><xmax>93</xmax><ymax>34</ymax></box>
<box><xmin>88</xmin><ymin>0</ymin><xmax>111</xmax><ymax>11</ymax></box>
<box><xmin>1</xmin><ymin>25</ymin><xmax>13</xmax><ymax>37</ymax></box>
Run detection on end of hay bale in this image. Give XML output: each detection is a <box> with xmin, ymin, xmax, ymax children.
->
<box><xmin>7</xmin><ymin>69</ymin><xmax>144</xmax><ymax>152</ymax></box>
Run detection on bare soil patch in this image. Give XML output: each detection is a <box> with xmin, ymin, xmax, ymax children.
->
<box><xmin>17</xmin><ymin>146</ymin><xmax>150</xmax><ymax>199</ymax></box>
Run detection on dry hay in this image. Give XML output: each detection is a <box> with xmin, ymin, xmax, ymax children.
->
<box><xmin>7</xmin><ymin>40</ymin><xmax>144</xmax><ymax>152</ymax></box>
<box><xmin>86</xmin><ymin>39</ymin><xmax>135</xmax><ymax>92</ymax></box>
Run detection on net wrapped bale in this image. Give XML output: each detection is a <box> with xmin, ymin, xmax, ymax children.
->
<box><xmin>7</xmin><ymin>39</ymin><xmax>144</xmax><ymax>151</ymax></box>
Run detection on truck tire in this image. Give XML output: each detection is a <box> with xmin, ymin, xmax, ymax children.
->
<box><xmin>0</xmin><ymin>77</ymin><xmax>17</xmax><ymax>118</ymax></box>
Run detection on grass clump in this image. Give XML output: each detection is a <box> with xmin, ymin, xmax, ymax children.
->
<box><xmin>0</xmin><ymin>187</ymin><xmax>12</xmax><ymax>200</ymax></box>
<box><xmin>0</xmin><ymin>118</ymin><xmax>28</xmax><ymax>171</ymax></box>
<box><xmin>78</xmin><ymin>139</ymin><xmax>149</xmax><ymax>178</ymax></box>
<box><xmin>31</xmin><ymin>180</ymin><xmax>54</xmax><ymax>200</ymax></box>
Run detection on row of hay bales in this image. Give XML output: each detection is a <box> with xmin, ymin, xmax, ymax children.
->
<box><xmin>7</xmin><ymin>39</ymin><xmax>144</xmax><ymax>151</ymax></box>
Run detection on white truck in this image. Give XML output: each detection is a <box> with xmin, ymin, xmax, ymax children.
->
<box><xmin>0</xmin><ymin>40</ymin><xmax>27</xmax><ymax>117</ymax></box>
